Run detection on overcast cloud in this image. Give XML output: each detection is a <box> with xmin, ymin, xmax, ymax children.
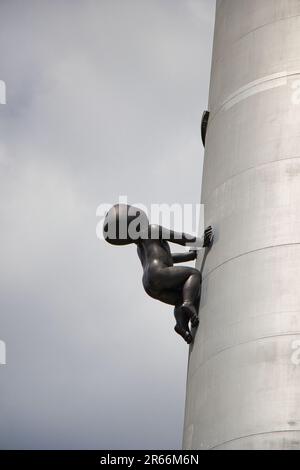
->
<box><xmin>0</xmin><ymin>0</ymin><xmax>215</xmax><ymax>449</ymax></box>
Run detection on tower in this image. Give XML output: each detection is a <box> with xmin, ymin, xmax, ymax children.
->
<box><xmin>183</xmin><ymin>0</ymin><xmax>300</xmax><ymax>450</ymax></box>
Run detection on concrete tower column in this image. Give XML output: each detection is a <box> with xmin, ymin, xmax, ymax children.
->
<box><xmin>183</xmin><ymin>0</ymin><xmax>300</xmax><ymax>450</ymax></box>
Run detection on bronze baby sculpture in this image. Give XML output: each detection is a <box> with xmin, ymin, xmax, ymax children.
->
<box><xmin>103</xmin><ymin>204</ymin><xmax>213</xmax><ymax>344</ymax></box>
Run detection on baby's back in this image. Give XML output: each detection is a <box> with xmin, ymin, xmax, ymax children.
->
<box><xmin>137</xmin><ymin>239</ymin><xmax>173</xmax><ymax>271</ymax></box>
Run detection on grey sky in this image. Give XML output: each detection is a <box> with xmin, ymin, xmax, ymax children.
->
<box><xmin>0</xmin><ymin>0</ymin><xmax>215</xmax><ymax>450</ymax></box>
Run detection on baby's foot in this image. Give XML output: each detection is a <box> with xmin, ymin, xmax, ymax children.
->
<box><xmin>174</xmin><ymin>324</ymin><xmax>193</xmax><ymax>345</ymax></box>
<box><xmin>174</xmin><ymin>305</ymin><xmax>193</xmax><ymax>344</ymax></box>
<box><xmin>182</xmin><ymin>302</ymin><xmax>199</xmax><ymax>329</ymax></box>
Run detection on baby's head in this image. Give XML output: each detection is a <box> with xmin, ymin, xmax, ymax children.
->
<box><xmin>103</xmin><ymin>204</ymin><xmax>149</xmax><ymax>246</ymax></box>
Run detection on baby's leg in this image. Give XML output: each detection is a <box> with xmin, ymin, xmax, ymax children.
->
<box><xmin>148</xmin><ymin>289</ymin><xmax>181</xmax><ymax>307</ymax></box>
<box><xmin>174</xmin><ymin>306</ymin><xmax>193</xmax><ymax>345</ymax></box>
<box><xmin>154</xmin><ymin>267</ymin><xmax>201</xmax><ymax>325</ymax></box>
<box><xmin>156</xmin><ymin>267</ymin><xmax>201</xmax><ymax>314</ymax></box>
<box><xmin>183</xmin><ymin>270</ymin><xmax>201</xmax><ymax>306</ymax></box>
<box><xmin>182</xmin><ymin>271</ymin><xmax>201</xmax><ymax>329</ymax></box>
<box><xmin>154</xmin><ymin>266</ymin><xmax>200</xmax><ymax>296</ymax></box>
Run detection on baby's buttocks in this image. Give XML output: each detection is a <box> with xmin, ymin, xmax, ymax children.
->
<box><xmin>142</xmin><ymin>266</ymin><xmax>162</xmax><ymax>294</ymax></box>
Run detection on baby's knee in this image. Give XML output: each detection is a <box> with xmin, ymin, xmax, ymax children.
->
<box><xmin>192</xmin><ymin>269</ymin><xmax>201</xmax><ymax>282</ymax></box>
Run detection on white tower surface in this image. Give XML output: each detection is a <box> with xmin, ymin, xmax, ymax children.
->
<box><xmin>183</xmin><ymin>0</ymin><xmax>300</xmax><ymax>450</ymax></box>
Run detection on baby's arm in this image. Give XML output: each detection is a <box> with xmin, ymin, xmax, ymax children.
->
<box><xmin>172</xmin><ymin>226</ymin><xmax>214</xmax><ymax>267</ymax></box>
<box><xmin>195</xmin><ymin>227</ymin><xmax>214</xmax><ymax>272</ymax></box>
<box><xmin>148</xmin><ymin>225</ymin><xmax>213</xmax><ymax>248</ymax></box>
<box><xmin>172</xmin><ymin>251</ymin><xmax>197</xmax><ymax>264</ymax></box>
<box><xmin>197</xmin><ymin>247</ymin><xmax>209</xmax><ymax>273</ymax></box>
<box><xmin>149</xmin><ymin>224</ymin><xmax>200</xmax><ymax>246</ymax></box>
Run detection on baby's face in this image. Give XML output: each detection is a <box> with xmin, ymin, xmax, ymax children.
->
<box><xmin>103</xmin><ymin>204</ymin><xmax>149</xmax><ymax>245</ymax></box>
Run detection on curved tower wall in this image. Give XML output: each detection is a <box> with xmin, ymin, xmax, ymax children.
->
<box><xmin>183</xmin><ymin>0</ymin><xmax>300</xmax><ymax>450</ymax></box>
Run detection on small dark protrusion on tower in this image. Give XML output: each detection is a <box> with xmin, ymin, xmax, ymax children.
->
<box><xmin>201</xmin><ymin>111</ymin><xmax>210</xmax><ymax>147</ymax></box>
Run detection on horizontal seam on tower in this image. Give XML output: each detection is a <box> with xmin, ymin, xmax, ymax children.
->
<box><xmin>189</xmin><ymin>331</ymin><xmax>300</xmax><ymax>380</ymax></box>
<box><xmin>239</xmin><ymin>12</ymin><xmax>300</xmax><ymax>43</ymax></box>
<box><xmin>203</xmin><ymin>242</ymin><xmax>300</xmax><ymax>281</ymax></box>
<box><xmin>198</xmin><ymin>309</ymin><xmax>300</xmax><ymax>356</ymax></box>
<box><xmin>202</xmin><ymin>155</ymin><xmax>300</xmax><ymax>206</ymax></box>
<box><xmin>211</xmin><ymin>12</ymin><xmax>300</xmax><ymax>74</ymax></box>
<box><xmin>199</xmin><ymin>310</ymin><xmax>300</xmax><ymax>333</ymax></box>
<box><xmin>210</xmin><ymin>429</ymin><xmax>300</xmax><ymax>450</ymax></box>
<box><xmin>209</xmin><ymin>70</ymin><xmax>300</xmax><ymax>123</ymax></box>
